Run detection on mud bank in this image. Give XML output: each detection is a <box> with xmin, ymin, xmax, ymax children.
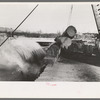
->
<box><xmin>36</xmin><ymin>57</ymin><xmax>100</xmax><ymax>82</ymax></box>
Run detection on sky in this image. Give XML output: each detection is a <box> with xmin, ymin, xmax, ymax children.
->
<box><xmin>0</xmin><ymin>3</ymin><xmax>98</xmax><ymax>34</ymax></box>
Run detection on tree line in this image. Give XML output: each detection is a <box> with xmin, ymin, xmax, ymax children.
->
<box><xmin>0</xmin><ymin>31</ymin><xmax>61</xmax><ymax>38</ymax></box>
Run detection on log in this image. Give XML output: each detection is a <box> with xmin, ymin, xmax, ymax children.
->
<box><xmin>62</xmin><ymin>26</ymin><xmax>77</xmax><ymax>39</ymax></box>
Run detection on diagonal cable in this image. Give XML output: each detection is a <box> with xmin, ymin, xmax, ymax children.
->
<box><xmin>0</xmin><ymin>4</ymin><xmax>39</xmax><ymax>47</ymax></box>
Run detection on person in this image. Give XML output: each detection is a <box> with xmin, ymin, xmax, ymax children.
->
<box><xmin>54</xmin><ymin>25</ymin><xmax>77</xmax><ymax>61</ymax></box>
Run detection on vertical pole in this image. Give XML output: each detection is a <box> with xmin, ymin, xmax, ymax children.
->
<box><xmin>91</xmin><ymin>4</ymin><xmax>100</xmax><ymax>53</ymax></box>
<box><xmin>91</xmin><ymin>4</ymin><xmax>100</xmax><ymax>34</ymax></box>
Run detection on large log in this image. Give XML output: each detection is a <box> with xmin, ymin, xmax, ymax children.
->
<box><xmin>62</xmin><ymin>26</ymin><xmax>77</xmax><ymax>39</ymax></box>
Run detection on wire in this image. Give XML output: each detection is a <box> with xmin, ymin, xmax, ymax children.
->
<box><xmin>67</xmin><ymin>5</ymin><xmax>73</xmax><ymax>27</ymax></box>
<box><xmin>0</xmin><ymin>4</ymin><xmax>39</xmax><ymax>47</ymax></box>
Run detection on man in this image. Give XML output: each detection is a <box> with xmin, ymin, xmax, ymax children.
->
<box><xmin>54</xmin><ymin>25</ymin><xmax>77</xmax><ymax>61</ymax></box>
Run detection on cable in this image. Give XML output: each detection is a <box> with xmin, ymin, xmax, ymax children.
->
<box><xmin>0</xmin><ymin>4</ymin><xmax>39</xmax><ymax>47</ymax></box>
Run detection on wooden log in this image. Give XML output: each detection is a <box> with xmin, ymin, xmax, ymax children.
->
<box><xmin>62</xmin><ymin>26</ymin><xmax>77</xmax><ymax>39</ymax></box>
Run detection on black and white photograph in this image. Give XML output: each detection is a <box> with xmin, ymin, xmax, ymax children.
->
<box><xmin>0</xmin><ymin>2</ymin><xmax>100</xmax><ymax>82</ymax></box>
